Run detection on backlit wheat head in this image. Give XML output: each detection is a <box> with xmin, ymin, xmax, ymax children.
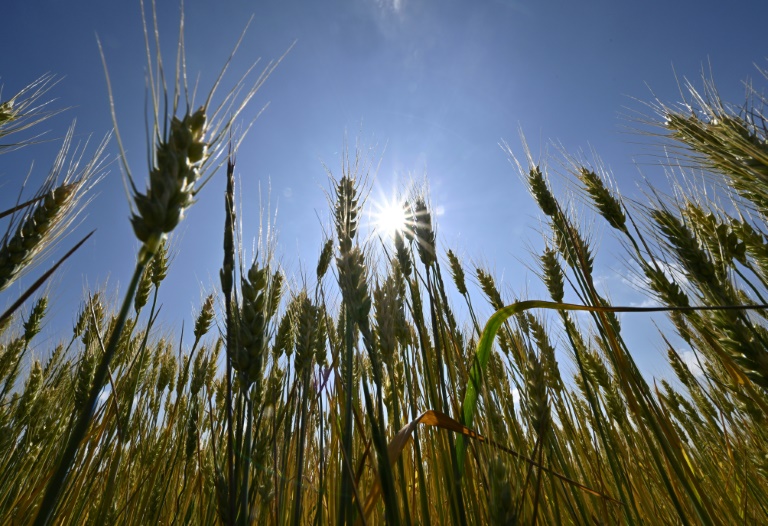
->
<box><xmin>102</xmin><ymin>0</ymin><xmax>285</xmax><ymax>261</ymax></box>
<box><xmin>0</xmin><ymin>124</ymin><xmax>108</xmax><ymax>292</ymax></box>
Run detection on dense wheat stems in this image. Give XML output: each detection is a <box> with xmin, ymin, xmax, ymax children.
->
<box><xmin>34</xmin><ymin>98</ymin><xmax>213</xmax><ymax>526</ymax></box>
<box><xmin>33</xmin><ymin>254</ymin><xmax>148</xmax><ymax>526</ymax></box>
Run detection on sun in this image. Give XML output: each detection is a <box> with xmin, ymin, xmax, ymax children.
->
<box><xmin>370</xmin><ymin>194</ymin><xmax>409</xmax><ymax>239</ymax></box>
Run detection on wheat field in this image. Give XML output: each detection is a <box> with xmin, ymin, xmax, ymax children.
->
<box><xmin>2</xmin><ymin>6</ymin><xmax>768</xmax><ymax>526</ymax></box>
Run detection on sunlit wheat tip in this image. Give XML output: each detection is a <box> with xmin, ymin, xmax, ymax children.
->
<box><xmin>667</xmin><ymin>348</ymin><xmax>695</xmax><ymax>389</ymax></box>
<box><xmin>447</xmin><ymin>249</ymin><xmax>468</xmax><ymax>296</ymax></box>
<box><xmin>273</xmin><ymin>308</ymin><xmax>294</xmax><ymax>360</ymax></box>
<box><xmin>190</xmin><ymin>348</ymin><xmax>207</xmax><ymax>397</ymax></box>
<box><xmin>294</xmin><ymin>293</ymin><xmax>317</xmax><ymax>374</ymax></box>
<box><xmin>529</xmin><ymin>165</ymin><xmax>558</xmax><ymax>217</ymax></box>
<box><xmin>234</xmin><ymin>262</ymin><xmax>269</xmax><ymax>385</ymax></box>
<box><xmin>265</xmin><ymin>367</ymin><xmax>284</xmax><ymax>408</ymax></box>
<box><xmin>682</xmin><ymin>204</ymin><xmax>746</xmax><ymax>268</ymax></box>
<box><xmin>581</xmin><ymin>349</ymin><xmax>611</xmax><ymax>390</ymax></box>
<box><xmin>0</xmin><ymin>338</ymin><xmax>22</xmax><ymax>386</ymax></box>
<box><xmin>43</xmin><ymin>343</ymin><xmax>64</xmax><ymax>377</ymax></box>
<box><xmin>651</xmin><ymin>209</ymin><xmax>717</xmax><ymax>285</ymax></box>
<box><xmin>73</xmin><ymin>349</ymin><xmax>95</xmax><ymax>412</ymax></box>
<box><xmin>411</xmin><ymin>197</ymin><xmax>436</xmax><ymax>267</ymax></box>
<box><xmin>156</xmin><ymin>344</ymin><xmax>177</xmax><ymax>394</ymax></box>
<box><xmin>185</xmin><ymin>404</ymin><xmax>199</xmax><ymax>463</ymax></box>
<box><xmin>73</xmin><ymin>293</ymin><xmax>98</xmax><ymax>339</ymax></box>
<box><xmin>267</xmin><ymin>270</ymin><xmax>283</xmax><ymax>319</ymax></box>
<box><xmin>476</xmin><ymin>267</ymin><xmax>504</xmax><ymax>311</ymax></box>
<box><xmin>526</xmin><ymin>353</ymin><xmax>550</xmax><ymax>438</ymax></box>
<box><xmin>541</xmin><ymin>247</ymin><xmax>564</xmax><ymax>303</ymax></box>
<box><xmin>334</xmin><ymin>176</ymin><xmax>360</xmax><ymax>253</ymax></box>
<box><xmin>134</xmin><ymin>265</ymin><xmax>152</xmax><ymax>314</ymax></box>
<box><xmin>205</xmin><ymin>339</ymin><xmax>222</xmax><ymax>392</ymax></box>
<box><xmin>317</xmin><ymin>238</ymin><xmax>334</xmax><ymax>280</ymax></box>
<box><xmin>16</xmin><ymin>359</ymin><xmax>42</xmax><ymax>424</ymax></box>
<box><xmin>22</xmin><ymin>296</ymin><xmax>47</xmax><ymax>343</ymax></box>
<box><xmin>528</xmin><ymin>314</ymin><xmax>563</xmax><ymax>391</ymax></box>
<box><xmin>176</xmin><ymin>355</ymin><xmax>191</xmax><ymax>398</ymax></box>
<box><xmin>80</xmin><ymin>295</ymin><xmax>105</xmax><ymax>349</ymax></box>
<box><xmin>578</xmin><ymin>167</ymin><xmax>627</xmax><ymax>232</ymax></box>
<box><xmin>193</xmin><ymin>294</ymin><xmax>216</xmax><ymax>342</ymax></box>
<box><xmin>394</xmin><ymin>231</ymin><xmax>412</xmax><ymax>277</ymax></box>
<box><xmin>150</xmin><ymin>239</ymin><xmax>169</xmax><ymax>287</ymax></box>
<box><xmin>313</xmin><ymin>304</ymin><xmax>328</xmax><ymax>366</ymax></box>
<box><xmin>337</xmin><ymin>246</ymin><xmax>371</xmax><ymax>324</ymax></box>
<box><xmin>0</xmin><ymin>184</ymin><xmax>75</xmax><ymax>292</ymax></box>
<box><xmin>644</xmin><ymin>265</ymin><xmax>690</xmax><ymax>307</ymax></box>
<box><xmin>605</xmin><ymin>385</ymin><xmax>626</xmax><ymax>425</ymax></box>
<box><xmin>374</xmin><ymin>273</ymin><xmax>399</xmax><ymax>365</ymax></box>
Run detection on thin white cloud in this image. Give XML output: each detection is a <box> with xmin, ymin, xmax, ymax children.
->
<box><xmin>682</xmin><ymin>350</ymin><xmax>705</xmax><ymax>378</ymax></box>
<box><xmin>375</xmin><ymin>0</ymin><xmax>405</xmax><ymax>15</ymax></box>
<box><xmin>630</xmin><ymin>297</ymin><xmax>662</xmax><ymax>308</ymax></box>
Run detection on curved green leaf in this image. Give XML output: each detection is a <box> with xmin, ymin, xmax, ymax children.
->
<box><xmin>456</xmin><ymin>299</ymin><xmax>768</xmax><ymax>475</ymax></box>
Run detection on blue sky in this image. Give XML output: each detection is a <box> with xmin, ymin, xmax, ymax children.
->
<box><xmin>2</xmin><ymin>0</ymin><xmax>767</xmax><ymax>378</ymax></box>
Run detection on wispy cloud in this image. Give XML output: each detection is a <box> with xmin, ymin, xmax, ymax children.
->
<box><xmin>682</xmin><ymin>350</ymin><xmax>705</xmax><ymax>378</ymax></box>
<box><xmin>375</xmin><ymin>0</ymin><xmax>405</xmax><ymax>15</ymax></box>
<box><xmin>630</xmin><ymin>297</ymin><xmax>662</xmax><ymax>308</ymax></box>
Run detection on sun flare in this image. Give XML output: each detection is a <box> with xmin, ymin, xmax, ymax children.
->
<box><xmin>371</xmin><ymin>195</ymin><xmax>409</xmax><ymax>239</ymax></box>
